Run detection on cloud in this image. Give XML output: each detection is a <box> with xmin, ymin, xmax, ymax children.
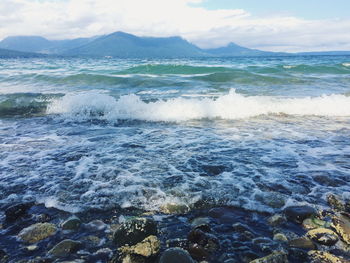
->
<box><xmin>0</xmin><ymin>0</ymin><xmax>349</xmax><ymax>52</ymax></box>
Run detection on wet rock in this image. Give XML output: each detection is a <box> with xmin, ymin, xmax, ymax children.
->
<box><xmin>249</xmin><ymin>251</ymin><xmax>288</xmax><ymax>263</ymax></box>
<box><xmin>302</xmin><ymin>217</ymin><xmax>330</xmax><ymax>230</ymax></box>
<box><xmin>121</xmin><ymin>254</ymin><xmax>146</xmax><ymax>263</ymax></box>
<box><xmin>327</xmin><ymin>194</ymin><xmax>346</xmax><ymax>212</ymax></box>
<box><xmin>18</xmin><ymin>223</ymin><xmax>57</xmax><ymax>243</ymax></box>
<box><xmin>48</xmin><ymin>239</ymin><xmax>81</xmax><ymax>257</ymax></box>
<box><xmin>113</xmin><ymin>218</ymin><xmax>157</xmax><ymax>247</ymax></box>
<box><xmin>273</xmin><ymin>233</ymin><xmax>288</xmax><ymax>242</ymax></box>
<box><xmin>306</xmin><ymin>228</ymin><xmax>338</xmax><ymax>246</ymax></box>
<box><xmin>5</xmin><ymin>202</ymin><xmax>32</xmax><ymax>221</ymax></box>
<box><xmin>191</xmin><ymin>217</ymin><xmax>211</xmax><ymax>232</ymax></box>
<box><xmin>187</xmin><ymin>229</ymin><xmax>219</xmax><ymax>260</ymax></box>
<box><xmin>308</xmin><ymin>250</ymin><xmax>350</xmax><ymax>263</ymax></box>
<box><xmin>267</xmin><ymin>214</ymin><xmax>286</xmax><ymax>226</ymax></box>
<box><xmin>35</xmin><ymin>213</ymin><xmax>52</xmax><ymax>223</ymax></box>
<box><xmin>332</xmin><ymin>214</ymin><xmax>350</xmax><ymax>245</ymax></box>
<box><xmin>81</xmin><ymin>235</ymin><xmax>101</xmax><ymax>247</ymax></box>
<box><xmin>252</xmin><ymin>237</ymin><xmax>272</xmax><ymax>245</ymax></box>
<box><xmin>61</xmin><ymin>216</ymin><xmax>81</xmax><ymax>231</ymax></box>
<box><xmin>232</xmin><ymin>223</ymin><xmax>252</xmax><ymax>234</ymax></box>
<box><xmin>288</xmin><ymin>237</ymin><xmax>316</xmax><ymax>250</ymax></box>
<box><xmin>288</xmin><ymin>248</ymin><xmax>309</xmax><ymax>263</ymax></box>
<box><xmin>85</xmin><ymin>219</ymin><xmax>106</xmax><ymax>231</ymax></box>
<box><xmin>160</xmin><ymin>203</ymin><xmax>190</xmax><ymax>214</ymax></box>
<box><xmin>159</xmin><ymin>248</ymin><xmax>195</xmax><ymax>263</ymax></box>
<box><xmin>119</xmin><ymin>235</ymin><xmax>160</xmax><ymax>257</ymax></box>
<box><xmin>284</xmin><ymin>206</ymin><xmax>317</xmax><ymax>224</ymax></box>
<box><xmin>166</xmin><ymin>238</ymin><xmax>189</xmax><ymax>249</ymax></box>
<box><xmin>27</xmin><ymin>245</ymin><xmax>38</xmax><ymax>251</ymax></box>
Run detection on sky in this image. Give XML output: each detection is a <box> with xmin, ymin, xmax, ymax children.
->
<box><xmin>0</xmin><ymin>0</ymin><xmax>350</xmax><ymax>52</ymax></box>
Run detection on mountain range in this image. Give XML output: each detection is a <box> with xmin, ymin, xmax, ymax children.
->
<box><xmin>0</xmin><ymin>31</ymin><xmax>349</xmax><ymax>58</ymax></box>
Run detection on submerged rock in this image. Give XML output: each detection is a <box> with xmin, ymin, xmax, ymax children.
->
<box><xmin>302</xmin><ymin>217</ymin><xmax>330</xmax><ymax>230</ymax></box>
<box><xmin>273</xmin><ymin>233</ymin><xmax>288</xmax><ymax>242</ymax></box>
<box><xmin>5</xmin><ymin>202</ymin><xmax>33</xmax><ymax>221</ymax></box>
<box><xmin>121</xmin><ymin>254</ymin><xmax>146</xmax><ymax>263</ymax></box>
<box><xmin>249</xmin><ymin>251</ymin><xmax>288</xmax><ymax>263</ymax></box>
<box><xmin>0</xmin><ymin>249</ymin><xmax>8</xmax><ymax>262</ymax></box>
<box><xmin>159</xmin><ymin>248</ymin><xmax>195</xmax><ymax>263</ymax></box>
<box><xmin>61</xmin><ymin>216</ymin><xmax>81</xmax><ymax>231</ymax></box>
<box><xmin>288</xmin><ymin>237</ymin><xmax>316</xmax><ymax>250</ymax></box>
<box><xmin>332</xmin><ymin>214</ymin><xmax>350</xmax><ymax>245</ymax></box>
<box><xmin>191</xmin><ymin>217</ymin><xmax>211</xmax><ymax>232</ymax></box>
<box><xmin>267</xmin><ymin>214</ymin><xmax>286</xmax><ymax>226</ymax></box>
<box><xmin>284</xmin><ymin>206</ymin><xmax>317</xmax><ymax>224</ymax></box>
<box><xmin>308</xmin><ymin>250</ymin><xmax>350</xmax><ymax>263</ymax></box>
<box><xmin>160</xmin><ymin>203</ymin><xmax>190</xmax><ymax>214</ymax></box>
<box><xmin>18</xmin><ymin>223</ymin><xmax>57</xmax><ymax>243</ymax></box>
<box><xmin>187</xmin><ymin>228</ymin><xmax>219</xmax><ymax>260</ymax></box>
<box><xmin>113</xmin><ymin>218</ymin><xmax>157</xmax><ymax>246</ymax></box>
<box><xmin>327</xmin><ymin>194</ymin><xmax>346</xmax><ymax>212</ymax></box>
<box><xmin>48</xmin><ymin>239</ymin><xmax>81</xmax><ymax>257</ymax></box>
<box><xmin>119</xmin><ymin>235</ymin><xmax>160</xmax><ymax>257</ymax></box>
<box><xmin>306</xmin><ymin>228</ymin><xmax>338</xmax><ymax>246</ymax></box>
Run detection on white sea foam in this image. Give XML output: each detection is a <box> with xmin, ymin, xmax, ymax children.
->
<box><xmin>342</xmin><ymin>62</ymin><xmax>350</xmax><ymax>67</ymax></box>
<box><xmin>283</xmin><ymin>65</ymin><xmax>296</xmax><ymax>69</ymax></box>
<box><xmin>47</xmin><ymin>89</ymin><xmax>350</xmax><ymax>121</ymax></box>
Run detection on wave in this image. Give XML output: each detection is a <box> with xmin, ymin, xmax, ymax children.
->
<box><xmin>47</xmin><ymin>90</ymin><xmax>350</xmax><ymax>122</ymax></box>
<box><xmin>0</xmin><ymin>93</ymin><xmax>61</xmax><ymax>117</ymax></box>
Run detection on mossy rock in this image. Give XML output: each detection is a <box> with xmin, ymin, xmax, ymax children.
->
<box><xmin>18</xmin><ymin>223</ymin><xmax>57</xmax><ymax>243</ymax></box>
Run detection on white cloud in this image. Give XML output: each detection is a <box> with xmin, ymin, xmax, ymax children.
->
<box><xmin>0</xmin><ymin>0</ymin><xmax>349</xmax><ymax>52</ymax></box>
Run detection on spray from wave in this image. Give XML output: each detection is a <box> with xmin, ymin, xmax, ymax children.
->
<box><xmin>47</xmin><ymin>89</ymin><xmax>350</xmax><ymax>121</ymax></box>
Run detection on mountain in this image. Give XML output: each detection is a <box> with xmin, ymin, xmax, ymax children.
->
<box><xmin>205</xmin><ymin>42</ymin><xmax>287</xmax><ymax>57</ymax></box>
<box><xmin>0</xmin><ymin>36</ymin><xmax>97</xmax><ymax>54</ymax></box>
<box><xmin>63</xmin><ymin>31</ymin><xmax>207</xmax><ymax>58</ymax></box>
<box><xmin>0</xmin><ymin>48</ymin><xmax>45</xmax><ymax>58</ymax></box>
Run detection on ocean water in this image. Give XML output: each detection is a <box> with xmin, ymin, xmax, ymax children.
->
<box><xmin>0</xmin><ymin>56</ymin><xmax>350</xmax><ymax>214</ymax></box>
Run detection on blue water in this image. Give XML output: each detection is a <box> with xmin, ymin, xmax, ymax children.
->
<box><xmin>0</xmin><ymin>56</ymin><xmax>350</xmax><ymax>213</ymax></box>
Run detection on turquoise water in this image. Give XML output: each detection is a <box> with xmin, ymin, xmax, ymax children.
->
<box><xmin>0</xmin><ymin>56</ymin><xmax>350</xmax><ymax>213</ymax></box>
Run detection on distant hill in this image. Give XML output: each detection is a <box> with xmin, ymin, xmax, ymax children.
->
<box><xmin>63</xmin><ymin>31</ymin><xmax>207</xmax><ymax>58</ymax></box>
<box><xmin>1</xmin><ymin>31</ymin><xmax>350</xmax><ymax>58</ymax></box>
<box><xmin>204</xmin><ymin>42</ymin><xmax>283</xmax><ymax>57</ymax></box>
<box><xmin>0</xmin><ymin>48</ymin><xmax>45</xmax><ymax>58</ymax></box>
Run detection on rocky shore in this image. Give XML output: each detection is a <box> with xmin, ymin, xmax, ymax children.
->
<box><xmin>0</xmin><ymin>193</ymin><xmax>349</xmax><ymax>263</ymax></box>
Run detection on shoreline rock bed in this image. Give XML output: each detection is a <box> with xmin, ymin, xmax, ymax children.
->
<box><xmin>0</xmin><ymin>194</ymin><xmax>349</xmax><ymax>263</ymax></box>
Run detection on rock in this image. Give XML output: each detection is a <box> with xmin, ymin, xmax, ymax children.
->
<box><xmin>249</xmin><ymin>251</ymin><xmax>288</xmax><ymax>263</ymax></box>
<box><xmin>327</xmin><ymin>194</ymin><xmax>346</xmax><ymax>212</ymax></box>
<box><xmin>191</xmin><ymin>217</ymin><xmax>211</xmax><ymax>232</ymax></box>
<box><xmin>267</xmin><ymin>214</ymin><xmax>286</xmax><ymax>226</ymax></box>
<box><xmin>160</xmin><ymin>203</ymin><xmax>190</xmax><ymax>214</ymax></box>
<box><xmin>308</xmin><ymin>250</ymin><xmax>350</xmax><ymax>263</ymax></box>
<box><xmin>187</xmin><ymin>229</ymin><xmax>219</xmax><ymax>260</ymax></box>
<box><xmin>61</xmin><ymin>216</ymin><xmax>81</xmax><ymax>231</ymax></box>
<box><xmin>119</xmin><ymin>235</ymin><xmax>160</xmax><ymax>257</ymax></box>
<box><xmin>5</xmin><ymin>203</ymin><xmax>32</xmax><ymax>221</ymax></box>
<box><xmin>166</xmin><ymin>238</ymin><xmax>189</xmax><ymax>249</ymax></box>
<box><xmin>288</xmin><ymin>237</ymin><xmax>316</xmax><ymax>250</ymax></box>
<box><xmin>159</xmin><ymin>248</ymin><xmax>195</xmax><ymax>263</ymax></box>
<box><xmin>121</xmin><ymin>254</ymin><xmax>146</xmax><ymax>263</ymax></box>
<box><xmin>332</xmin><ymin>214</ymin><xmax>350</xmax><ymax>245</ymax></box>
<box><xmin>113</xmin><ymin>218</ymin><xmax>157</xmax><ymax>247</ymax></box>
<box><xmin>85</xmin><ymin>219</ymin><xmax>106</xmax><ymax>231</ymax></box>
<box><xmin>18</xmin><ymin>223</ymin><xmax>57</xmax><ymax>243</ymax></box>
<box><xmin>27</xmin><ymin>245</ymin><xmax>38</xmax><ymax>251</ymax></box>
<box><xmin>273</xmin><ymin>233</ymin><xmax>288</xmax><ymax>242</ymax></box>
<box><xmin>48</xmin><ymin>239</ymin><xmax>81</xmax><ymax>257</ymax></box>
<box><xmin>288</xmin><ymin>248</ymin><xmax>309</xmax><ymax>263</ymax></box>
<box><xmin>306</xmin><ymin>228</ymin><xmax>338</xmax><ymax>246</ymax></box>
<box><xmin>284</xmin><ymin>206</ymin><xmax>317</xmax><ymax>224</ymax></box>
<box><xmin>302</xmin><ymin>217</ymin><xmax>330</xmax><ymax>230</ymax></box>
<box><xmin>232</xmin><ymin>223</ymin><xmax>252</xmax><ymax>233</ymax></box>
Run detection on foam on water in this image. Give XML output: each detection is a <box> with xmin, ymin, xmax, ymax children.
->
<box><xmin>47</xmin><ymin>89</ymin><xmax>350</xmax><ymax>122</ymax></box>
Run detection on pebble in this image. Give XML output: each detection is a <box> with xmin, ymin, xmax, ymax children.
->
<box><xmin>288</xmin><ymin>237</ymin><xmax>316</xmax><ymax>250</ymax></box>
<box><xmin>48</xmin><ymin>239</ymin><xmax>81</xmax><ymax>257</ymax></box>
<box><xmin>5</xmin><ymin>203</ymin><xmax>32</xmax><ymax>221</ymax></box>
<box><xmin>61</xmin><ymin>216</ymin><xmax>81</xmax><ymax>231</ymax></box>
<box><xmin>18</xmin><ymin>223</ymin><xmax>57</xmax><ymax>243</ymax></box>
<box><xmin>273</xmin><ymin>233</ymin><xmax>288</xmax><ymax>242</ymax></box>
<box><xmin>284</xmin><ymin>206</ymin><xmax>317</xmax><ymax>224</ymax></box>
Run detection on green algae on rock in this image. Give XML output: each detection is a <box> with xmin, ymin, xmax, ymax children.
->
<box><xmin>18</xmin><ymin>223</ymin><xmax>57</xmax><ymax>243</ymax></box>
<box><xmin>118</xmin><ymin>235</ymin><xmax>160</xmax><ymax>257</ymax></box>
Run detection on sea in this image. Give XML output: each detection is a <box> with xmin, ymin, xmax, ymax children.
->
<box><xmin>0</xmin><ymin>55</ymin><xmax>350</xmax><ymax>215</ymax></box>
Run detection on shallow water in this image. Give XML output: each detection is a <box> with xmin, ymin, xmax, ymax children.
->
<box><xmin>0</xmin><ymin>56</ymin><xmax>350</xmax><ymax>214</ymax></box>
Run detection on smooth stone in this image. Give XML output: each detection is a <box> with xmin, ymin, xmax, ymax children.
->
<box><xmin>284</xmin><ymin>206</ymin><xmax>317</xmax><ymax>224</ymax></box>
<box><xmin>18</xmin><ymin>223</ymin><xmax>57</xmax><ymax>243</ymax></box>
<box><xmin>288</xmin><ymin>237</ymin><xmax>316</xmax><ymax>250</ymax></box>
<box><xmin>327</xmin><ymin>194</ymin><xmax>346</xmax><ymax>212</ymax></box>
<box><xmin>85</xmin><ymin>219</ymin><xmax>106</xmax><ymax>231</ymax></box>
<box><xmin>302</xmin><ymin>217</ymin><xmax>330</xmax><ymax>230</ymax></box>
<box><xmin>159</xmin><ymin>248</ymin><xmax>195</xmax><ymax>263</ymax></box>
<box><xmin>27</xmin><ymin>245</ymin><xmax>38</xmax><ymax>251</ymax></box>
<box><xmin>187</xmin><ymin>229</ymin><xmax>219</xmax><ymax>254</ymax></box>
<box><xmin>267</xmin><ymin>214</ymin><xmax>286</xmax><ymax>226</ymax></box>
<box><xmin>249</xmin><ymin>251</ymin><xmax>288</xmax><ymax>263</ymax></box>
<box><xmin>306</xmin><ymin>228</ymin><xmax>338</xmax><ymax>246</ymax></box>
<box><xmin>48</xmin><ymin>239</ymin><xmax>81</xmax><ymax>257</ymax></box>
<box><xmin>160</xmin><ymin>203</ymin><xmax>190</xmax><ymax>214</ymax></box>
<box><xmin>119</xmin><ymin>235</ymin><xmax>160</xmax><ymax>257</ymax></box>
<box><xmin>332</xmin><ymin>214</ymin><xmax>350</xmax><ymax>245</ymax></box>
<box><xmin>308</xmin><ymin>250</ymin><xmax>350</xmax><ymax>263</ymax></box>
<box><xmin>273</xmin><ymin>233</ymin><xmax>288</xmax><ymax>242</ymax></box>
<box><xmin>191</xmin><ymin>217</ymin><xmax>211</xmax><ymax>232</ymax></box>
<box><xmin>188</xmin><ymin>243</ymin><xmax>210</xmax><ymax>261</ymax></box>
<box><xmin>5</xmin><ymin>203</ymin><xmax>32</xmax><ymax>221</ymax></box>
<box><xmin>113</xmin><ymin>217</ymin><xmax>157</xmax><ymax>246</ymax></box>
<box><xmin>61</xmin><ymin>216</ymin><xmax>81</xmax><ymax>231</ymax></box>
